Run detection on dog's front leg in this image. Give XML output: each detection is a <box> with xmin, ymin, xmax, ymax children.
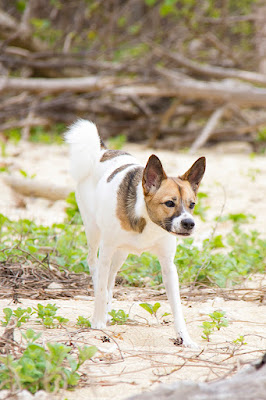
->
<box><xmin>156</xmin><ymin>241</ymin><xmax>199</xmax><ymax>349</ymax></box>
<box><xmin>91</xmin><ymin>244</ymin><xmax>114</xmax><ymax>329</ymax></box>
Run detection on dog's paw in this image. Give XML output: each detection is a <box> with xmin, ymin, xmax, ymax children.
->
<box><xmin>182</xmin><ymin>338</ymin><xmax>200</xmax><ymax>350</ymax></box>
<box><xmin>91</xmin><ymin>319</ymin><xmax>107</xmax><ymax>329</ymax></box>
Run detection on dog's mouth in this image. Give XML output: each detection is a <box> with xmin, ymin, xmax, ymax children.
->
<box><xmin>170</xmin><ymin>231</ymin><xmax>193</xmax><ymax>237</ymax></box>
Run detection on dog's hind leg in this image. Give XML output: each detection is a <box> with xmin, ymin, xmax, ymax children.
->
<box><xmin>155</xmin><ymin>238</ymin><xmax>199</xmax><ymax>349</ymax></box>
<box><xmin>91</xmin><ymin>242</ymin><xmax>114</xmax><ymax>329</ymax></box>
<box><xmin>86</xmin><ymin>227</ymin><xmax>100</xmax><ymax>294</ymax></box>
<box><xmin>75</xmin><ymin>188</ymin><xmax>100</xmax><ymax>293</ymax></box>
<box><xmin>107</xmin><ymin>250</ymin><xmax>127</xmax><ymax>318</ymax></box>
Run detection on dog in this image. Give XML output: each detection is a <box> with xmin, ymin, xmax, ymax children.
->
<box><xmin>65</xmin><ymin>119</ymin><xmax>206</xmax><ymax>348</ymax></box>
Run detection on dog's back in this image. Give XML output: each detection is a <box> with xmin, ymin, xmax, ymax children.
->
<box><xmin>65</xmin><ymin>119</ymin><xmax>137</xmax><ymax>186</ymax></box>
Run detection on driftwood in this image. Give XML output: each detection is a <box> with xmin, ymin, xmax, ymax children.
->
<box><xmin>3</xmin><ymin>176</ymin><xmax>73</xmax><ymax>201</ymax></box>
<box><xmin>153</xmin><ymin>44</ymin><xmax>266</xmax><ymax>86</ymax></box>
<box><xmin>116</xmin><ymin>68</ymin><xmax>266</xmax><ymax>107</ymax></box>
<box><xmin>0</xmin><ymin>75</ymin><xmax>123</xmax><ymax>94</ymax></box>
<box><xmin>128</xmin><ymin>354</ymin><xmax>266</xmax><ymax>400</ymax></box>
<box><xmin>190</xmin><ymin>105</ymin><xmax>228</xmax><ymax>153</ymax></box>
<box><xmin>1</xmin><ymin>71</ymin><xmax>266</xmax><ymax>109</ymax></box>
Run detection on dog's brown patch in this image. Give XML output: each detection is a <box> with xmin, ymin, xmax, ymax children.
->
<box><xmin>107</xmin><ymin>164</ymin><xmax>135</xmax><ymax>183</ymax></box>
<box><xmin>100</xmin><ymin>149</ymin><xmax>130</xmax><ymax>162</ymax></box>
<box><xmin>117</xmin><ymin>167</ymin><xmax>146</xmax><ymax>233</ymax></box>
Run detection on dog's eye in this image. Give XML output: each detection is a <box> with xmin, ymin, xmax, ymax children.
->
<box><xmin>189</xmin><ymin>202</ymin><xmax>195</xmax><ymax>209</ymax></box>
<box><xmin>164</xmin><ymin>200</ymin><xmax>175</xmax><ymax>208</ymax></box>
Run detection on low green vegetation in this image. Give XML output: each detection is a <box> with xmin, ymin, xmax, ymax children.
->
<box><xmin>120</xmin><ymin>218</ymin><xmax>265</xmax><ymax>288</ymax></box>
<box><xmin>4</xmin><ymin>124</ymin><xmax>65</xmax><ymax>145</ymax></box>
<box><xmin>76</xmin><ymin>316</ymin><xmax>91</xmax><ymax>328</ymax></box>
<box><xmin>34</xmin><ymin>303</ymin><xmax>69</xmax><ymax>328</ymax></box>
<box><xmin>108</xmin><ymin>309</ymin><xmax>129</xmax><ymax>325</ymax></box>
<box><xmin>201</xmin><ymin>310</ymin><xmax>229</xmax><ymax>341</ymax></box>
<box><xmin>139</xmin><ymin>302</ymin><xmax>161</xmax><ymax>318</ymax></box>
<box><xmin>233</xmin><ymin>335</ymin><xmax>247</xmax><ymax>346</ymax></box>
<box><xmin>0</xmin><ymin>328</ymin><xmax>97</xmax><ymax>393</ymax></box>
<box><xmin>0</xmin><ymin>189</ymin><xmax>265</xmax><ymax>289</ymax></box>
<box><xmin>1</xmin><ymin>307</ymin><xmax>32</xmax><ymax>328</ymax></box>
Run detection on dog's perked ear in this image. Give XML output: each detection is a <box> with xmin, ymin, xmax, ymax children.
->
<box><xmin>180</xmin><ymin>157</ymin><xmax>206</xmax><ymax>193</ymax></box>
<box><xmin>142</xmin><ymin>154</ymin><xmax>167</xmax><ymax>195</ymax></box>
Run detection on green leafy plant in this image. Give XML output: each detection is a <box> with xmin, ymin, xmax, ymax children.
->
<box><xmin>34</xmin><ymin>303</ymin><xmax>69</xmax><ymax>328</ymax></box>
<box><xmin>108</xmin><ymin>134</ymin><xmax>127</xmax><ymax>150</ymax></box>
<box><xmin>201</xmin><ymin>310</ymin><xmax>229</xmax><ymax>341</ymax></box>
<box><xmin>194</xmin><ymin>191</ymin><xmax>209</xmax><ymax>221</ymax></box>
<box><xmin>1</xmin><ymin>307</ymin><xmax>33</xmax><ymax>327</ymax></box>
<box><xmin>108</xmin><ymin>309</ymin><xmax>129</xmax><ymax>325</ymax></box>
<box><xmin>201</xmin><ymin>321</ymin><xmax>214</xmax><ymax>342</ymax></box>
<box><xmin>30</xmin><ymin>124</ymin><xmax>64</xmax><ymax>144</ymax></box>
<box><xmin>76</xmin><ymin>316</ymin><xmax>91</xmax><ymax>328</ymax></box>
<box><xmin>19</xmin><ymin>169</ymin><xmax>36</xmax><ymax>179</ymax></box>
<box><xmin>65</xmin><ymin>192</ymin><xmax>81</xmax><ymax>224</ymax></box>
<box><xmin>233</xmin><ymin>335</ymin><xmax>247</xmax><ymax>346</ymax></box>
<box><xmin>209</xmin><ymin>310</ymin><xmax>229</xmax><ymax>331</ymax></box>
<box><xmin>0</xmin><ymin>140</ymin><xmax>7</xmax><ymax>157</ymax></box>
<box><xmin>139</xmin><ymin>302</ymin><xmax>161</xmax><ymax>318</ymax></box>
<box><xmin>0</xmin><ymin>329</ymin><xmax>97</xmax><ymax>393</ymax></box>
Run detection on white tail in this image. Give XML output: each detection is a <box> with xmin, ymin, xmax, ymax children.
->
<box><xmin>65</xmin><ymin>119</ymin><xmax>101</xmax><ymax>182</ymax></box>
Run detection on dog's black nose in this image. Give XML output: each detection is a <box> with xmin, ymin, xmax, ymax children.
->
<box><xmin>181</xmin><ymin>218</ymin><xmax>195</xmax><ymax>230</ymax></box>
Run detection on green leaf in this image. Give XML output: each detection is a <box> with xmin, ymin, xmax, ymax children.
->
<box><xmin>2</xmin><ymin>308</ymin><xmax>13</xmax><ymax>326</ymax></box>
<box><xmin>78</xmin><ymin>345</ymin><xmax>97</xmax><ymax>365</ymax></box>
<box><xmin>152</xmin><ymin>302</ymin><xmax>161</xmax><ymax>314</ymax></box>
<box><xmin>139</xmin><ymin>303</ymin><xmax>153</xmax><ymax>315</ymax></box>
<box><xmin>19</xmin><ymin>169</ymin><xmax>28</xmax><ymax>178</ymax></box>
<box><xmin>67</xmin><ymin>355</ymin><xmax>78</xmax><ymax>372</ymax></box>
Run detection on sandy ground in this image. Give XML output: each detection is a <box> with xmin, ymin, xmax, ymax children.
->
<box><xmin>0</xmin><ymin>140</ymin><xmax>265</xmax><ymax>399</ymax></box>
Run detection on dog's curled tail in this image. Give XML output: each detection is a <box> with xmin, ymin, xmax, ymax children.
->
<box><xmin>65</xmin><ymin>119</ymin><xmax>101</xmax><ymax>182</ymax></box>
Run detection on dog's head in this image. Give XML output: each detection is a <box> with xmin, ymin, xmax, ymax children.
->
<box><xmin>142</xmin><ymin>155</ymin><xmax>206</xmax><ymax>236</ymax></box>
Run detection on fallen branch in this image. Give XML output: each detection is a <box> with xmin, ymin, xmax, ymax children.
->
<box><xmin>155</xmin><ymin>67</ymin><xmax>266</xmax><ymax>107</ymax></box>
<box><xmin>190</xmin><ymin>105</ymin><xmax>228</xmax><ymax>153</ymax></box>
<box><xmin>152</xmin><ymin>44</ymin><xmax>266</xmax><ymax>86</ymax></box>
<box><xmin>0</xmin><ymin>117</ymin><xmax>50</xmax><ymax>132</ymax></box>
<box><xmin>3</xmin><ymin>176</ymin><xmax>73</xmax><ymax>201</ymax></box>
<box><xmin>0</xmin><ymin>75</ymin><xmax>125</xmax><ymax>94</ymax></box>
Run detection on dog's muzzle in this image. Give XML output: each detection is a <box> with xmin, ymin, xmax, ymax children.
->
<box><xmin>171</xmin><ymin>215</ymin><xmax>195</xmax><ymax>236</ymax></box>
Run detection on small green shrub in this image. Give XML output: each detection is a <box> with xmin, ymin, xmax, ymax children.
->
<box><xmin>201</xmin><ymin>310</ymin><xmax>229</xmax><ymax>341</ymax></box>
<box><xmin>108</xmin><ymin>309</ymin><xmax>129</xmax><ymax>325</ymax></box>
<box><xmin>209</xmin><ymin>310</ymin><xmax>229</xmax><ymax>331</ymax></box>
<box><xmin>0</xmin><ymin>329</ymin><xmax>97</xmax><ymax>393</ymax></box>
<box><xmin>34</xmin><ymin>303</ymin><xmax>69</xmax><ymax>328</ymax></box>
<box><xmin>76</xmin><ymin>316</ymin><xmax>91</xmax><ymax>328</ymax></box>
<box><xmin>1</xmin><ymin>307</ymin><xmax>33</xmax><ymax>327</ymax></box>
<box><xmin>139</xmin><ymin>302</ymin><xmax>161</xmax><ymax>318</ymax></box>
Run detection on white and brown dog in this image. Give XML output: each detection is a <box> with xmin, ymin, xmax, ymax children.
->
<box><xmin>66</xmin><ymin>120</ymin><xmax>206</xmax><ymax>348</ymax></box>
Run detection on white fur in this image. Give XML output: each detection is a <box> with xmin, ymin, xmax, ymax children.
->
<box><xmin>65</xmin><ymin>119</ymin><xmax>101</xmax><ymax>182</ymax></box>
<box><xmin>66</xmin><ymin>119</ymin><xmax>199</xmax><ymax>349</ymax></box>
<box><xmin>172</xmin><ymin>211</ymin><xmax>195</xmax><ymax>234</ymax></box>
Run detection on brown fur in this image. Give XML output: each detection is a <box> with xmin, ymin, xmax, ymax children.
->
<box><xmin>107</xmin><ymin>164</ymin><xmax>135</xmax><ymax>183</ymax></box>
<box><xmin>116</xmin><ymin>167</ymin><xmax>146</xmax><ymax>233</ymax></box>
<box><xmin>100</xmin><ymin>149</ymin><xmax>130</xmax><ymax>162</ymax></box>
